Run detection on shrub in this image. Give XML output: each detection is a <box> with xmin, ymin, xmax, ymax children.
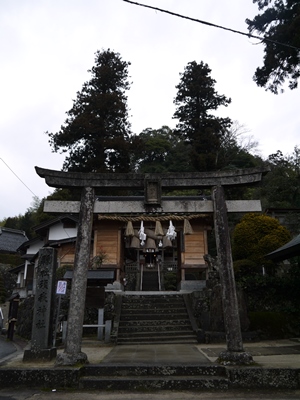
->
<box><xmin>248</xmin><ymin>311</ymin><xmax>289</xmax><ymax>339</ymax></box>
<box><xmin>163</xmin><ymin>272</ymin><xmax>177</xmax><ymax>291</ymax></box>
<box><xmin>232</xmin><ymin>213</ymin><xmax>291</xmax><ymax>269</ymax></box>
<box><xmin>233</xmin><ymin>259</ymin><xmax>260</xmax><ymax>279</ymax></box>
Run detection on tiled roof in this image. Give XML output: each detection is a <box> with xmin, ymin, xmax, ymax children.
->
<box><xmin>266</xmin><ymin>234</ymin><xmax>300</xmax><ymax>261</ymax></box>
<box><xmin>34</xmin><ymin>215</ymin><xmax>78</xmax><ymax>235</ymax></box>
<box><xmin>9</xmin><ymin>263</ymin><xmax>26</xmax><ymax>274</ymax></box>
<box><xmin>17</xmin><ymin>236</ymin><xmax>43</xmax><ymax>253</ymax></box>
<box><xmin>0</xmin><ymin>227</ymin><xmax>28</xmax><ymax>254</ymax></box>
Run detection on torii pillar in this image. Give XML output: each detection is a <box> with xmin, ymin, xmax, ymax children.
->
<box><xmin>56</xmin><ymin>186</ymin><xmax>95</xmax><ymax>365</ymax></box>
<box><xmin>213</xmin><ymin>185</ymin><xmax>253</xmax><ymax>364</ymax></box>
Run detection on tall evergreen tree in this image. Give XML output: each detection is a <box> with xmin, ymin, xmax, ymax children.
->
<box><xmin>47</xmin><ymin>49</ymin><xmax>132</xmax><ymax>173</ymax></box>
<box><xmin>173</xmin><ymin>61</ymin><xmax>232</xmax><ymax>171</ymax></box>
<box><xmin>246</xmin><ymin>0</ymin><xmax>300</xmax><ymax>93</ymax></box>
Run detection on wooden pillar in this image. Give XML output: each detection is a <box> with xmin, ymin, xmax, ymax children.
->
<box><xmin>93</xmin><ymin>228</ymin><xmax>98</xmax><ymax>261</ymax></box>
<box><xmin>56</xmin><ymin>186</ymin><xmax>95</xmax><ymax>366</ymax></box>
<box><xmin>116</xmin><ymin>268</ymin><xmax>120</xmax><ymax>282</ymax></box>
<box><xmin>117</xmin><ymin>228</ymin><xmax>121</xmax><ymax>282</ymax></box>
<box><xmin>181</xmin><ymin>269</ymin><xmax>185</xmax><ymax>281</ymax></box>
<box><xmin>212</xmin><ymin>185</ymin><xmax>253</xmax><ymax>364</ymax></box>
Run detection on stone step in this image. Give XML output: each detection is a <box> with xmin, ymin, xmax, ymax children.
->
<box><xmin>122</xmin><ymin>308</ymin><xmax>186</xmax><ymax>314</ymax></box>
<box><xmin>117</xmin><ymin>340</ymin><xmax>199</xmax><ymax>345</ymax></box>
<box><xmin>82</xmin><ymin>364</ymin><xmax>226</xmax><ymax>377</ymax></box>
<box><xmin>123</xmin><ymin>300</ymin><xmax>185</xmax><ymax>309</ymax></box>
<box><xmin>121</xmin><ymin>302</ymin><xmax>186</xmax><ymax>309</ymax></box>
<box><xmin>122</xmin><ymin>297</ymin><xmax>185</xmax><ymax>303</ymax></box>
<box><xmin>117</xmin><ymin>334</ymin><xmax>198</xmax><ymax>344</ymax></box>
<box><xmin>117</xmin><ymin>293</ymin><xmax>197</xmax><ymax>344</ymax></box>
<box><xmin>120</xmin><ymin>314</ymin><xmax>190</xmax><ymax>322</ymax></box>
<box><xmin>117</xmin><ymin>329</ymin><xmax>194</xmax><ymax>338</ymax></box>
<box><xmin>123</xmin><ymin>292</ymin><xmax>183</xmax><ymax>303</ymax></box>
<box><xmin>118</xmin><ymin>324</ymin><xmax>193</xmax><ymax>333</ymax></box>
<box><xmin>122</xmin><ymin>295</ymin><xmax>184</xmax><ymax>303</ymax></box>
<box><xmin>119</xmin><ymin>319</ymin><xmax>191</xmax><ymax>327</ymax></box>
<box><xmin>121</xmin><ymin>307</ymin><xmax>187</xmax><ymax>315</ymax></box>
<box><xmin>117</xmin><ymin>330</ymin><xmax>198</xmax><ymax>344</ymax></box>
<box><xmin>79</xmin><ymin>375</ymin><xmax>229</xmax><ymax>390</ymax></box>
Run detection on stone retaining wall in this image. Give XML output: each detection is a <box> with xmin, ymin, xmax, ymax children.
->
<box><xmin>0</xmin><ymin>366</ymin><xmax>299</xmax><ymax>390</ymax></box>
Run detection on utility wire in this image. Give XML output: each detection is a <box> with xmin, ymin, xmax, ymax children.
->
<box><xmin>123</xmin><ymin>0</ymin><xmax>300</xmax><ymax>52</ymax></box>
<box><xmin>0</xmin><ymin>157</ymin><xmax>37</xmax><ymax>197</ymax></box>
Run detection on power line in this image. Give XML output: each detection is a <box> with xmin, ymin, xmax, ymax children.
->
<box><xmin>123</xmin><ymin>0</ymin><xmax>300</xmax><ymax>52</ymax></box>
<box><xmin>0</xmin><ymin>157</ymin><xmax>38</xmax><ymax>197</ymax></box>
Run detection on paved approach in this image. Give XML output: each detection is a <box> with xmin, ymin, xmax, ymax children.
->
<box><xmin>2</xmin><ymin>337</ymin><xmax>300</xmax><ymax>368</ymax></box>
<box><xmin>0</xmin><ymin>336</ymin><xmax>17</xmax><ymax>360</ymax></box>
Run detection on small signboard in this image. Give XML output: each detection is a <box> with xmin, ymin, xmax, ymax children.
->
<box><xmin>56</xmin><ymin>280</ymin><xmax>67</xmax><ymax>295</ymax></box>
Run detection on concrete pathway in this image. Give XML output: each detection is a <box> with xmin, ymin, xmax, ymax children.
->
<box><xmin>196</xmin><ymin>339</ymin><xmax>300</xmax><ymax>368</ymax></box>
<box><xmin>1</xmin><ymin>336</ymin><xmax>300</xmax><ymax>369</ymax></box>
<box><xmin>0</xmin><ymin>335</ymin><xmax>18</xmax><ymax>360</ymax></box>
<box><xmin>102</xmin><ymin>344</ymin><xmax>209</xmax><ymax>363</ymax></box>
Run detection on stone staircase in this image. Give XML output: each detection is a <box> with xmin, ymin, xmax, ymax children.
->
<box><xmin>116</xmin><ymin>293</ymin><xmax>198</xmax><ymax>345</ymax></box>
<box><xmin>79</xmin><ymin>364</ymin><xmax>229</xmax><ymax>390</ymax></box>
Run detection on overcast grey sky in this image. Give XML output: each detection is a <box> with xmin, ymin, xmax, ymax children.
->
<box><xmin>1</xmin><ymin>0</ymin><xmax>299</xmax><ymax>220</ymax></box>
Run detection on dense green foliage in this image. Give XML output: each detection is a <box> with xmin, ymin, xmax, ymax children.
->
<box><xmin>246</xmin><ymin>0</ymin><xmax>300</xmax><ymax>93</ymax></box>
<box><xmin>0</xmin><ymin>265</ymin><xmax>17</xmax><ymax>301</ymax></box>
<box><xmin>132</xmin><ymin>126</ymin><xmax>193</xmax><ymax>173</ymax></box>
<box><xmin>241</xmin><ymin>264</ymin><xmax>300</xmax><ymax>312</ymax></box>
<box><xmin>47</xmin><ymin>49</ymin><xmax>133</xmax><ymax>173</ymax></box>
<box><xmin>232</xmin><ymin>213</ymin><xmax>291</xmax><ymax>269</ymax></box>
<box><xmin>237</xmin><ymin>262</ymin><xmax>300</xmax><ymax>337</ymax></box>
<box><xmin>248</xmin><ymin>311</ymin><xmax>289</xmax><ymax>338</ymax></box>
<box><xmin>173</xmin><ymin>61</ymin><xmax>232</xmax><ymax>171</ymax></box>
<box><xmin>133</xmin><ymin>121</ymin><xmax>261</xmax><ymax>175</ymax></box>
<box><xmin>4</xmin><ymin>214</ymin><xmax>35</xmax><ymax>239</ymax></box>
<box><xmin>233</xmin><ymin>211</ymin><xmax>300</xmax><ymax>337</ymax></box>
<box><xmin>259</xmin><ymin>147</ymin><xmax>300</xmax><ymax>210</ymax></box>
<box><xmin>0</xmin><ymin>254</ymin><xmax>23</xmax><ymax>267</ymax></box>
<box><xmin>2</xmin><ymin>196</ymin><xmax>48</xmax><ymax>239</ymax></box>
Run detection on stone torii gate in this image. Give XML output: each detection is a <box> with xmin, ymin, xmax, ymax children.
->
<box><xmin>35</xmin><ymin>166</ymin><xmax>268</xmax><ymax>366</ymax></box>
